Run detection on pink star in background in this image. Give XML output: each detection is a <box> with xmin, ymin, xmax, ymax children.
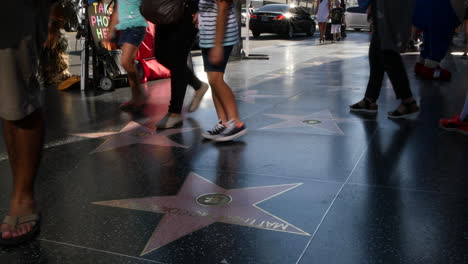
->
<box><xmin>260</xmin><ymin>109</ymin><xmax>345</xmax><ymax>135</ymax></box>
<box><xmin>73</xmin><ymin>121</ymin><xmax>195</xmax><ymax>153</ymax></box>
<box><xmin>94</xmin><ymin>172</ymin><xmax>310</xmax><ymax>256</ymax></box>
<box><xmin>237</xmin><ymin>90</ymin><xmax>286</xmax><ymax>104</ymax></box>
<box><xmin>72</xmin><ymin>79</ymin><xmax>198</xmax><ymax>153</ymax></box>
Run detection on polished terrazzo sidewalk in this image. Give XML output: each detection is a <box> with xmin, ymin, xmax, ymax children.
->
<box><xmin>1</xmin><ymin>33</ymin><xmax>467</xmax><ymax>264</ymax></box>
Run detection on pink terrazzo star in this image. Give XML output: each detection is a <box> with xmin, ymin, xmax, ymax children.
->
<box><xmin>72</xmin><ymin>79</ymin><xmax>198</xmax><ymax>153</ymax></box>
<box><xmin>94</xmin><ymin>172</ymin><xmax>310</xmax><ymax>255</ymax></box>
<box><xmin>73</xmin><ymin>121</ymin><xmax>195</xmax><ymax>153</ymax></box>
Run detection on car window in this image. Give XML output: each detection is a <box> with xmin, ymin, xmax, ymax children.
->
<box><xmin>290</xmin><ymin>7</ymin><xmax>308</xmax><ymax>17</ymax></box>
<box><xmin>257</xmin><ymin>5</ymin><xmax>289</xmax><ymax>13</ymax></box>
<box><xmin>347</xmin><ymin>6</ymin><xmax>366</xmax><ymax>13</ymax></box>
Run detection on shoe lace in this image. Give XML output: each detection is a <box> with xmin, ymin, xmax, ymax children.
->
<box><xmin>210</xmin><ymin>123</ymin><xmax>225</xmax><ymax>134</ymax></box>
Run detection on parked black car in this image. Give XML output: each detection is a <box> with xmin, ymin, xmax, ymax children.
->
<box><xmin>249</xmin><ymin>4</ymin><xmax>316</xmax><ymax>39</ymax></box>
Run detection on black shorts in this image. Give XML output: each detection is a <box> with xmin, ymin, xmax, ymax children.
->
<box><xmin>465</xmin><ymin>7</ymin><xmax>468</xmax><ymax>20</ymax></box>
<box><xmin>201</xmin><ymin>45</ymin><xmax>234</xmax><ymax>73</ymax></box>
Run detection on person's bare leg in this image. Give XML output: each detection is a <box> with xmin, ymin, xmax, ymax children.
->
<box><xmin>1</xmin><ymin>110</ymin><xmax>44</xmax><ymax>239</ymax></box>
<box><xmin>207</xmin><ymin>72</ymin><xmax>239</xmax><ymax>123</ymax></box>
<box><xmin>121</xmin><ymin>43</ymin><xmax>146</xmax><ymax>104</ymax></box>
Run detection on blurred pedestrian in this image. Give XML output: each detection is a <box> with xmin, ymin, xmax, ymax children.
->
<box><xmin>316</xmin><ymin>0</ymin><xmax>331</xmax><ymax>44</ymax></box>
<box><xmin>462</xmin><ymin>1</ymin><xmax>468</xmax><ymax>59</ymax></box>
<box><xmin>198</xmin><ymin>0</ymin><xmax>247</xmax><ymax>141</ymax></box>
<box><xmin>105</xmin><ymin>0</ymin><xmax>148</xmax><ymax>112</ymax></box>
<box><xmin>0</xmin><ymin>0</ymin><xmax>49</xmax><ymax>246</ymax></box>
<box><xmin>153</xmin><ymin>0</ymin><xmax>209</xmax><ymax>129</ymax></box>
<box><xmin>350</xmin><ymin>0</ymin><xmax>420</xmax><ymax>119</ymax></box>
<box><xmin>330</xmin><ymin>1</ymin><xmax>345</xmax><ymax>42</ymax></box>
<box><xmin>413</xmin><ymin>0</ymin><xmax>465</xmax><ymax>80</ymax></box>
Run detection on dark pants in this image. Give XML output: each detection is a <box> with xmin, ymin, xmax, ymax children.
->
<box><xmin>365</xmin><ymin>32</ymin><xmax>413</xmax><ymax>101</ymax></box>
<box><xmin>154</xmin><ymin>12</ymin><xmax>202</xmax><ymax>114</ymax></box>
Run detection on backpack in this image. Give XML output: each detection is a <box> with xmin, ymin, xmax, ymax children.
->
<box><xmin>140</xmin><ymin>0</ymin><xmax>188</xmax><ymax>25</ymax></box>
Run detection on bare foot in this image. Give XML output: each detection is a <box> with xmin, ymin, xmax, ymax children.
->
<box><xmin>1</xmin><ymin>200</ymin><xmax>37</xmax><ymax>240</ymax></box>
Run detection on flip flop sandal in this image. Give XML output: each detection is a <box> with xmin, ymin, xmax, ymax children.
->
<box><xmin>387</xmin><ymin>100</ymin><xmax>420</xmax><ymax>119</ymax></box>
<box><xmin>0</xmin><ymin>214</ymin><xmax>41</xmax><ymax>246</ymax></box>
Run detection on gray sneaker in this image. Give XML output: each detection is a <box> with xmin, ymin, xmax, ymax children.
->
<box><xmin>213</xmin><ymin>120</ymin><xmax>247</xmax><ymax>142</ymax></box>
<box><xmin>189</xmin><ymin>83</ymin><xmax>209</xmax><ymax>113</ymax></box>
<box><xmin>202</xmin><ymin>121</ymin><xmax>226</xmax><ymax>140</ymax></box>
<box><xmin>156</xmin><ymin>113</ymin><xmax>183</xmax><ymax>129</ymax></box>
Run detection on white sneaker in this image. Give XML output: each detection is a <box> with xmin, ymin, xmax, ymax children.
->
<box><xmin>156</xmin><ymin>113</ymin><xmax>183</xmax><ymax>129</ymax></box>
<box><xmin>189</xmin><ymin>83</ymin><xmax>209</xmax><ymax>113</ymax></box>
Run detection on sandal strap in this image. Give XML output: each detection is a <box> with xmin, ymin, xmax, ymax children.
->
<box><xmin>2</xmin><ymin>216</ymin><xmax>19</xmax><ymax>228</ymax></box>
<box><xmin>18</xmin><ymin>214</ymin><xmax>39</xmax><ymax>225</ymax></box>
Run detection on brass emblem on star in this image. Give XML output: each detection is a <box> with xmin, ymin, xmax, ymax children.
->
<box><xmin>197</xmin><ymin>193</ymin><xmax>233</xmax><ymax>206</ymax></box>
<box><xmin>302</xmin><ymin>120</ymin><xmax>322</xmax><ymax>125</ymax></box>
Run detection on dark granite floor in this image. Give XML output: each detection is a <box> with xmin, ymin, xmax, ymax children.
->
<box><xmin>1</xmin><ymin>32</ymin><xmax>467</xmax><ymax>264</ymax></box>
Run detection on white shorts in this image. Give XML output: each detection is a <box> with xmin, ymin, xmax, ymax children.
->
<box><xmin>331</xmin><ymin>24</ymin><xmax>341</xmax><ymax>34</ymax></box>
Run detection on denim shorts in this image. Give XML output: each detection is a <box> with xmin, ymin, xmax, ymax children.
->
<box><xmin>201</xmin><ymin>45</ymin><xmax>234</xmax><ymax>73</ymax></box>
<box><xmin>118</xmin><ymin>26</ymin><xmax>147</xmax><ymax>47</ymax></box>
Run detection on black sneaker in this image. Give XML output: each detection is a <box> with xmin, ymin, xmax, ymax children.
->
<box><xmin>213</xmin><ymin>120</ymin><xmax>247</xmax><ymax>142</ymax></box>
<box><xmin>349</xmin><ymin>98</ymin><xmax>378</xmax><ymax>113</ymax></box>
<box><xmin>202</xmin><ymin>121</ymin><xmax>226</xmax><ymax>140</ymax></box>
<box><xmin>387</xmin><ymin>100</ymin><xmax>420</xmax><ymax>119</ymax></box>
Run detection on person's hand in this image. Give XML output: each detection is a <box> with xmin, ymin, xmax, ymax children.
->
<box><xmin>209</xmin><ymin>45</ymin><xmax>224</xmax><ymax>65</ymax></box>
<box><xmin>102</xmin><ymin>30</ymin><xmax>115</xmax><ymax>48</ymax></box>
<box><xmin>193</xmin><ymin>12</ymin><xmax>200</xmax><ymax>28</ymax></box>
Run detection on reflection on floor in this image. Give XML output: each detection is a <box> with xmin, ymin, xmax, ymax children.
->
<box><xmin>1</xmin><ymin>33</ymin><xmax>467</xmax><ymax>264</ymax></box>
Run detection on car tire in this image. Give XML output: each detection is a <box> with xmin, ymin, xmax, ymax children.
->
<box><xmin>306</xmin><ymin>23</ymin><xmax>315</xmax><ymax>36</ymax></box>
<box><xmin>252</xmin><ymin>31</ymin><xmax>261</xmax><ymax>38</ymax></box>
<box><xmin>286</xmin><ymin>24</ymin><xmax>294</xmax><ymax>39</ymax></box>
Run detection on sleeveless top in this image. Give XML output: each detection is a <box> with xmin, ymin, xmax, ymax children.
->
<box><xmin>198</xmin><ymin>0</ymin><xmax>239</xmax><ymax>48</ymax></box>
<box><xmin>116</xmin><ymin>0</ymin><xmax>148</xmax><ymax>30</ymax></box>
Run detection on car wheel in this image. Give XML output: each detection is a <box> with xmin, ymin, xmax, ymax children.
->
<box><xmin>354</xmin><ymin>28</ymin><xmax>361</xmax><ymax>31</ymax></box>
<box><xmin>287</xmin><ymin>24</ymin><xmax>294</xmax><ymax>39</ymax></box>
<box><xmin>306</xmin><ymin>24</ymin><xmax>315</xmax><ymax>36</ymax></box>
<box><xmin>252</xmin><ymin>31</ymin><xmax>261</xmax><ymax>38</ymax></box>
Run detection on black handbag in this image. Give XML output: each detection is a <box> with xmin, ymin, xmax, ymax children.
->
<box><xmin>140</xmin><ymin>0</ymin><xmax>188</xmax><ymax>25</ymax></box>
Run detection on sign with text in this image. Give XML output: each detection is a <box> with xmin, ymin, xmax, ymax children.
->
<box><xmin>88</xmin><ymin>0</ymin><xmax>113</xmax><ymax>46</ymax></box>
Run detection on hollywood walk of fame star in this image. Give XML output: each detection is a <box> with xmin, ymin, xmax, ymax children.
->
<box><xmin>259</xmin><ymin>109</ymin><xmax>346</xmax><ymax>135</ymax></box>
<box><xmin>72</xmin><ymin>121</ymin><xmax>195</xmax><ymax>153</ymax></box>
<box><xmin>93</xmin><ymin>172</ymin><xmax>310</xmax><ymax>256</ymax></box>
<box><xmin>326</xmin><ymin>87</ymin><xmax>363</xmax><ymax>93</ymax></box>
<box><xmin>236</xmin><ymin>90</ymin><xmax>286</xmax><ymax>104</ymax></box>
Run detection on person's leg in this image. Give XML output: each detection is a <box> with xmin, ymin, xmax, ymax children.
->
<box><xmin>1</xmin><ymin>110</ymin><xmax>44</xmax><ymax>240</ymax></box>
<box><xmin>461</xmin><ymin>95</ymin><xmax>468</xmax><ymax>121</ymax></box>
<box><xmin>383</xmin><ymin>50</ymin><xmax>413</xmax><ymax>100</ymax></box>
<box><xmin>382</xmin><ymin>50</ymin><xmax>420</xmax><ymax>118</ymax></box>
<box><xmin>207</xmin><ymin>71</ymin><xmax>239</xmax><ymax>123</ymax></box>
<box><xmin>120</xmin><ymin>43</ymin><xmax>146</xmax><ymax>105</ymax></box>
<box><xmin>364</xmin><ymin>33</ymin><xmax>385</xmax><ymax>101</ymax></box>
<box><xmin>463</xmin><ymin>19</ymin><xmax>468</xmax><ymax>57</ymax></box>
